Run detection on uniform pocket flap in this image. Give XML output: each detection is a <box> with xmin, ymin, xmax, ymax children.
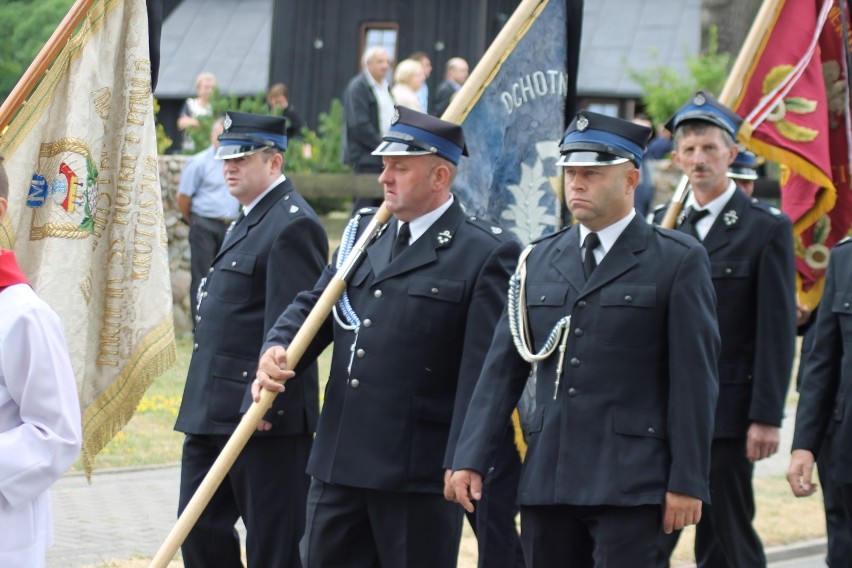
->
<box><xmin>710</xmin><ymin>260</ymin><xmax>749</xmax><ymax>279</ymax></box>
<box><xmin>220</xmin><ymin>252</ymin><xmax>257</xmax><ymax>276</ymax></box>
<box><xmin>613</xmin><ymin>407</ymin><xmax>667</xmax><ymax>439</ymax></box>
<box><xmin>411</xmin><ymin>394</ymin><xmax>454</xmax><ymax>423</ymax></box>
<box><xmin>831</xmin><ymin>293</ymin><xmax>852</xmax><ymax>314</ymax></box>
<box><xmin>834</xmin><ymin>397</ymin><xmax>845</xmax><ymax>421</ymax></box>
<box><xmin>408</xmin><ymin>276</ymin><xmax>465</xmax><ymax>303</ymax></box>
<box><xmin>527</xmin><ymin>283</ymin><xmax>571</xmax><ymax>306</ymax></box>
<box><xmin>211</xmin><ymin>352</ymin><xmax>256</xmax><ymax>381</ymax></box>
<box><xmin>601</xmin><ymin>284</ymin><xmax>656</xmax><ymax>308</ymax></box>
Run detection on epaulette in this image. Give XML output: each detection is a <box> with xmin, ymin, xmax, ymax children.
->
<box><xmin>746</xmin><ymin>198</ymin><xmax>784</xmax><ymax>218</ymax></box>
<box><xmin>464</xmin><ymin>214</ymin><xmax>510</xmax><ymax>240</ymax></box>
<box><xmin>652</xmin><ymin>224</ymin><xmax>697</xmax><ymax>248</ymax></box>
<box><xmin>281</xmin><ymin>193</ymin><xmax>307</xmax><ymax>217</ymax></box>
<box><xmin>836</xmin><ymin>236</ymin><xmax>852</xmax><ymax>247</ymax></box>
<box><xmin>357</xmin><ymin>206</ymin><xmax>378</xmax><ymax>218</ymax></box>
<box><xmin>530</xmin><ymin>225</ymin><xmax>569</xmax><ymax>244</ymax></box>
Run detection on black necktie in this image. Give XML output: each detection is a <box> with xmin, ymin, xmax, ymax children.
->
<box><xmin>391</xmin><ymin>222</ymin><xmax>410</xmax><ymax>260</ymax></box>
<box><xmin>583</xmin><ymin>232</ymin><xmax>600</xmax><ymax>279</ymax></box>
<box><xmin>681</xmin><ymin>207</ymin><xmax>710</xmax><ymax>240</ymax></box>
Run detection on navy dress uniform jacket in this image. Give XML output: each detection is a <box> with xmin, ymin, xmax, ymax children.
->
<box><xmin>794</xmin><ymin>239</ymin><xmax>852</xmax><ymax>483</ymax></box>
<box><xmin>264</xmin><ymin>200</ymin><xmax>521</xmax><ymax>493</ymax></box>
<box><xmin>175</xmin><ymin>178</ymin><xmax>328</xmax><ymax>436</ymax></box>
<box><xmin>453</xmin><ymin>216</ymin><xmax>720</xmax><ymax>506</ymax></box>
<box><xmin>654</xmin><ymin>189</ymin><xmax>797</xmax><ymax>437</ymax></box>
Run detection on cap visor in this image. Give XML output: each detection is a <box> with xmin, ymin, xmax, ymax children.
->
<box><xmin>215</xmin><ymin>143</ymin><xmax>270</xmax><ymax>160</ymax></box>
<box><xmin>557</xmin><ymin>151</ymin><xmax>630</xmax><ymax>167</ymax></box>
<box><xmin>372</xmin><ymin>140</ymin><xmax>435</xmax><ymax>157</ymax></box>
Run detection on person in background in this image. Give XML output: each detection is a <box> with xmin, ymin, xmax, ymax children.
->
<box><xmin>409</xmin><ymin>51</ymin><xmax>433</xmax><ymax>112</ymax></box>
<box><xmin>266</xmin><ymin>82</ymin><xmax>307</xmax><ymax>140</ymax></box>
<box><xmin>431</xmin><ymin>57</ymin><xmax>469</xmax><ymax>117</ymax></box>
<box><xmin>177</xmin><ymin>116</ymin><xmax>240</xmax><ymax>326</ymax></box>
<box><xmin>647</xmin><ymin>123</ymin><xmax>673</xmax><ymax>159</ymax></box>
<box><xmin>391</xmin><ymin>58</ymin><xmax>427</xmax><ymax>112</ymax></box>
<box><xmin>632</xmin><ymin>114</ymin><xmax>656</xmax><ymax>216</ymax></box>
<box><xmin>0</xmin><ymin>157</ymin><xmax>82</xmax><ymax>567</ymax></box>
<box><xmin>727</xmin><ymin>148</ymin><xmax>759</xmax><ymax>197</ymax></box>
<box><xmin>174</xmin><ymin>112</ymin><xmax>328</xmax><ymax>568</ymax></box>
<box><xmin>178</xmin><ymin>71</ymin><xmax>216</xmax><ymax>152</ymax></box>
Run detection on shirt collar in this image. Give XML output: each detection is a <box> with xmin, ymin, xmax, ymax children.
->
<box><xmin>243</xmin><ymin>174</ymin><xmax>286</xmax><ymax>216</ymax></box>
<box><xmin>685</xmin><ymin>180</ymin><xmax>737</xmax><ymax>220</ymax></box>
<box><xmin>578</xmin><ymin>209</ymin><xmax>636</xmax><ymax>258</ymax></box>
<box><xmin>400</xmin><ymin>194</ymin><xmax>455</xmax><ymax>243</ymax></box>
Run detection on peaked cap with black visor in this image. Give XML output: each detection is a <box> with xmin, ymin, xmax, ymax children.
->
<box><xmin>215</xmin><ymin>111</ymin><xmax>288</xmax><ymax>160</ymax></box>
<box><xmin>665</xmin><ymin>90</ymin><xmax>743</xmax><ymax>138</ymax></box>
<box><xmin>372</xmin><ymin>106</ymin><xmax>468</xmax><ymax>165</ymax></box>
<box><xmin>556</xmin><ymin>110</ymin><xmax>651</xmax><ymax>167</ymax></box>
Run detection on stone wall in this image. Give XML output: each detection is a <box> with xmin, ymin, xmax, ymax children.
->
<box><xmin>159</xmin><ymin>154</ymin><xmax>193</xmax><ymax>335</ymax></box>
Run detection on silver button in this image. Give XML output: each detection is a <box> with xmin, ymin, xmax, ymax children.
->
<box><xmin>725</xmin><ymin>267</ymin><xmax>733</xmax><ymax>275</ymax></box>
<box><xmin>577</xmin><ymin>300</ymin><xmax>587</xmax><ymax>308</ymax></box>
<box><xmin>540</xmin><ymin>295</ymin><xmax>546</xmax><ymax>302</ymax></box>
<box><xmin>647</xmin><ymin>427</ymin><xmax>656</xmax><ymax>434</ymax></box>
<box><xmin>195</xmin><ymin>315</ymin><xmax>201</xmax><ymax>323</ymax></box>
<box><xmin>845</xmin><ymin>302</ymin><xmax>851</xmax><ymax>309</ymax></box>
<box><xmin>208</xmin><ymin>267</ymin><xmax>215</xmax><ymax>274</ymax></box>
<box><xmin>277</xmin><ymin>410</ymin><xmax>285</xmax><ymax>416</ymax></box>
<box><xmin>242</xmin><ymin>371</ymin><xmax>248</xmax><ymax>377</ymax></box>
<box><xmin>570</xmin><ymin>358</ymin><xmax>580</xmax><ymax>367</ymax></box>
<box><xmin>487</xmin><ymin>466</ymin><xmax>495</xmax><ymax>474</ymax></box>
<box><xmin>203</xmin><ymin>291</ymin><xmax>208</xmax><ymax>298</ymax></box>
<box><xmin>363</xmin><ymin>319</ymin><xmax>372</xmax><ymax>328</ymax></box>
<box><xmin>574</xmin><ymin>328</ymin><xmax>583</xmax><ymax>337</ymax></box>
<box><xmin>431</xmin><ymin>287</ymin><xmax>439</xmax><ymax>294</ymax></box>
<box><xmin>193</xmin><ymin>343</ymin><xmax>199</xmax><ymax>351</ymax></box>
<box><xmin>356</xmin><ymin>349</ymin><xmax>365</xmax><ymax>358</ymax></box>
<box><xmin>231</xmin><ymin>261</ymin><xmax>237</xmax><ymax>267</ymax></box>
<box><xmin>624</xmin><ymin>295</ymin><xmax>633</xmax><ymax>303</ymax></box>
<box><xmin>350</xmin><ymin>378</ymin><xmax>360</xmax><ymax>388</ymax></box>
<box><xmin>373</xmin><ymin>290</ymin><xmax>382</xmax><ymax>298</ymax></box>
<box><xmin>567</xmin><ymin>388</ymin><xmax>578</xmax><ymax>397</ymax></box>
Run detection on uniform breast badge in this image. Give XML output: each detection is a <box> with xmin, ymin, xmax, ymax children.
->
<box><xmin>723</xmin><ymin>210</ymin><xmax>739</xmax><ymax>226</ymax></box>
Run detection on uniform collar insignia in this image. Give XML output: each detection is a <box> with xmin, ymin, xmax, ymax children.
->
<box><xmin>677</xmin><ymin>209</ymin><xmax>687</xmax><ymax>225</ymax></box>
<box><xmin>723</xmin><ymin>209</ymin><xmax>738</xmax><ymax>226</ymax></box>
<box><xmin>437</xmin><ymin>229</ymin><xmax>453</xmax><ymax>246</ymax></box>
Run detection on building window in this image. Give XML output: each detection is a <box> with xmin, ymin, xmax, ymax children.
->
<box><xmin>361</xmin><ymin>21</ymin><xmax>399</xmax><ymax>64</ymax></box>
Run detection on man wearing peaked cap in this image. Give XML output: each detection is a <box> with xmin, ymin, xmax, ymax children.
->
<box><xmin>655</xmin><ymin>92</ymin><xmax>796</xmax><ymax>568</ymax></box>
<box><xmin>450</xmin><ymin>109</ymin><xmax>720</xmax><ymax>566</ymax></box>
<box><xmin>253</xmin><ymin>106</ymin><xmax>521</xmax><ymax>567</ymax></box>
<box><xmin>174</xmin><ymin>110</ymin><xmax>328</xmax><ymax>567</ymax></box>
<box><xmin>728</xmin><ymin>148</ymin><xmax>759</xmax><ymax>196</ymax></box>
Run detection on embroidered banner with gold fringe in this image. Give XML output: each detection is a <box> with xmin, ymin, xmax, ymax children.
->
<box><xmin>0</xmin><ymin>0</ymin><xmax>175</xmax><ymax>476</ymax></box>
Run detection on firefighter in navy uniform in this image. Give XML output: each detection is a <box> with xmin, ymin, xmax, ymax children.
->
<box><xmin>655</xmin><ymin>92</ymin><xmax>797</xmax><ymax>568</ymax></box>
<box><xmin>174</xmin><ymin>111</ymin><xmax>328</xmax><ymax>568</ymax></box>
<box><xmin>449</xmin><ymin>110</ymin><xmax>720</xmax><ymax>567</ymax></box>
<box><xmin>254</xmin><ymin>106</ymin><xmax>521</xmax><ymax>568</ymax></box>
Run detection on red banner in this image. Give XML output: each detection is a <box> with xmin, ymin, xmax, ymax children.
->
<box><xmin>730</xmin><ymin>0</ymin><xmax>852</xmax><ymax>307</ymax></box>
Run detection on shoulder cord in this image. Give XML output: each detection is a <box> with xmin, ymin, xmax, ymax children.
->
<box><xmin>332</xmin><ymin>214</ymin><xmax>362</xmax><ymax>375</ymax></box>
<box><xmin>507</xmin><ymin>244</ymin><xmax>572</xmax><ymax>400</ymax></box>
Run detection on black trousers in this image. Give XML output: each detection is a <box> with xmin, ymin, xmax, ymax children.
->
<box><xmin>188</xmin><ymin>214</ymin><xmax>230</xmax><ymax>323</ymax></box>
<box><xmin>300</xmin><ymin>478</ymin><xmax>463</xmax><ymax>568</ymax></box>
<box><xmin>821</xmin><ymin>429</ymin><xmax>852</xmax><ymax>566</ymax></box>
<box><xmin>465</xmin><ymin>421</ymin><xmax>525</xmax><ymax>568</ymax></box>
<box><xmin>520</xmin><ymin>503</ymin><xmax>662</xmax><ymax>567</ymax></box>
<box><xmin>657</xmin><ymin>437</ymin><xmax>765</xmax><ymax>568</ymax></box>
<box><xmin>178</xmin><ymin>433</ymin><xmax>312</xmax><ymax>568</ymax></box>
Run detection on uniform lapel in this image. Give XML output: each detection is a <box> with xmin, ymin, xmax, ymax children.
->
<box><xmin>702</xmin><ymin>188</ymin><xmax>745</xmax><ymax>255</ymax></box>
<box><xmin>551</xmin><ymin>226</ymin><xmax>587</xmax><ymax>293</ymax></box>
<box><xmin>371</xmin><ymin>201</ymin><xmax>465</xmax><ymax>284</ymax></box>
<box><xmin>215</xmin><ymin>180</ymin><xmax>289</xmax><ymax>259</ymax></box>
<box><xmin>581</xmin><ymin>216</ymin><xmax>648</xmax><ymax>296</ymax></box>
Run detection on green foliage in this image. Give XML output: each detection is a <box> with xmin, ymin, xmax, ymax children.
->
<box><xmin>0</xmin><ymin>0</ymin><xmax>75</xmax><ymax>100</ymax></box>
<box><xmin>628</xmin><ymin>26</ymin><xmax>731</xmax><ymax>127</ymax></box>
<box><xmin>153</xmin><ymin>99</ymin><xmax>173</xmax><ymax>155</ymax></box>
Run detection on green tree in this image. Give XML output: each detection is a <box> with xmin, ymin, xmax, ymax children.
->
<box><xmin>628</xmin><ymin>26</ymin><xmax>731</xmax><ymax>128</ymax></box>
<box><xmin>0</xmin><ymin>0</ymin><xmax>75</xmax><ymax>100</ymax></box>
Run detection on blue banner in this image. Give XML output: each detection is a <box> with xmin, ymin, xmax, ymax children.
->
<box><xmin>453</xmin><ymin>0</ymin><xmax>581</xmax><ymax>244</ymax></box>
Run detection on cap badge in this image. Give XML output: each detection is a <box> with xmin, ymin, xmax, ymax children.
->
<box><xmin>723</xmin><ymin>209</ymin><xmax>739</xmax><ymax>226</ymax></box>
<box><xmin>436</xmin><ymin>229</ymin><xmax>453</xmax><ymax>246</ymax></box>
<box><xmin>577</xmin><ymin>115</ymin><xmax>589</xmax><ymax>132</ymax></box>
<box><xmin>224</xmin><ymin>113</ymin><xmax>232</xmax><ymax>130</ymax></box>
<box><xmin>694</xmin><ymin>93</ymin><xmax>706</xmax><ymax>106</ymax></box>
<box><xmin>391</xmin><ymin>107</ymin><xmax>400</xmax><ymax>125</ymax></box>
<box><xmin>491</xmin><ymin>226</ymin><xmax>503</xmax><ymax>235</ymax></box>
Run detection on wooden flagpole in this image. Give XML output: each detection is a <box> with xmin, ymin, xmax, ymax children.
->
<box><xmin>0</xmin><ymin>0</ymin><xmax>95</xmax><ymax>135</ymax></box>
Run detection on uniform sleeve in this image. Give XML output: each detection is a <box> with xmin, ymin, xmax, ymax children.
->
<box><xmin>750</xmin><ymin>217</ymin><xmax>797</xmax><ymax>426</ymax></box>
<box><xmin>666</xmin><ymin>243</ymin><xmax>720</xmax><ymax>502</ymax></box>
<box><xmin>0</xmin><ymin>303</ymin><xmax>82</xmax><ymax>508</ymax></box>
<box><xmin>792</xmin><ymin>249</ymin><xmax>845</xmax><ymax>454</ymax></box>
<box><xmin>444</xmin><ymin>238</ymin><xmax>520</xmax><ymax>469</ymax></box>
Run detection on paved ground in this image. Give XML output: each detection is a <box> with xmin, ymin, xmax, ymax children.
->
<box><xmin>46</xmin><ymin>405</ymin><xmax>828</xmax><ymax>567</ymax></box>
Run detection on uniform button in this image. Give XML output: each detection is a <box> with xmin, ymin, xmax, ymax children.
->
<box><xmin>647</xmin><ymin>427</ymin><xmax>656</xmax><ymax>434</ymax></box>
<box><xmin>577</xmin><ymin>300</ymin><xmax>587</xmax><ymax>308</ymax></box>
<box><xmin>350</xmin><ymin>378</ymin><xmax>360</xmax><ymax>388</ymax></box>
<box><xmin>570</xmin><ymin>358</ymin><xmax>580</xmax><ymax>367</ymax></box>
<box><xmin>746</xmin><ymin>374</ymin><xmax>753</xmax><ymax>381</ymax></box>
<box><xmin>208</xmin><ymin>267</ymin><xmax>215</xmax><ymax>274</ymax></box>
<box><xmin>540</xmin><ymin>295</ymin><xmax>546</xmax><ymax>302</ymax></box>
<box><xmin>431</xmin><ymin>287</ymin><xmax>439</xmax><ymax>294</ymax></box>
<box><xmin>574</xmin><ymin>328</ymin><xmax>583</xmax><ymax>337</ymax></box>
<box><xmin>277</xmin><ymin>410</ymin><xmax>285</xmax><ymax>416</ymax></box>
<box><xmin>356</xmin><ymin>349</ymin><xmax>365</xmax><ymax>358</ymax></box>
<box><xmin>231</xmin><ymin>261</ymin><xmax>237</xmax><ymax>267</ymax></box>
<box><xmin>725</xmin><ymin>267</ymin><xmax>733</xmax><ymax>275</ymax></box>
<box><xmin>373</xmin><ymin>290</ymin><xmax>382</xmax><ymax>298</ymax></box>
<box><xmin>487</xmin><ymin>466</ymin><xmax>495</xmax><ymax>474</ymax></box>
<box><xmin>242</xmin><ymin>371</ymin><xmax>248</xmax><ymax>378</ymax></box>
<box><xmin>845</xmin><ymin>302</ymin><xmax>851</xmax><ymax>309</ymax></box>
<box><xmin>363</xmin><ymin>319</ymin><xmax>372</xmax><ymax>328</ymax></box>
<box><xmin>193</xmin><ymin>343</ymin><xmax>199</xmax><ymax>351</ymax></box>
<box><xmin>567</xmin><ymin>388</ymin><xmax>578</xmax><ymax>397</ymax></box>
<box><xmin>203</xmin><ymin>291</ymin><xmax>208</xmax><ymax>298</ymax></box>
<box><xmin>624</xmin><ymin>295</ymin><xmax>633</xmax><ymax>303</ymax></box>
<box><xmin>195</xmin><ymin>315</ymin><xmax>201</xmax><ymax>323</ymax></box>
